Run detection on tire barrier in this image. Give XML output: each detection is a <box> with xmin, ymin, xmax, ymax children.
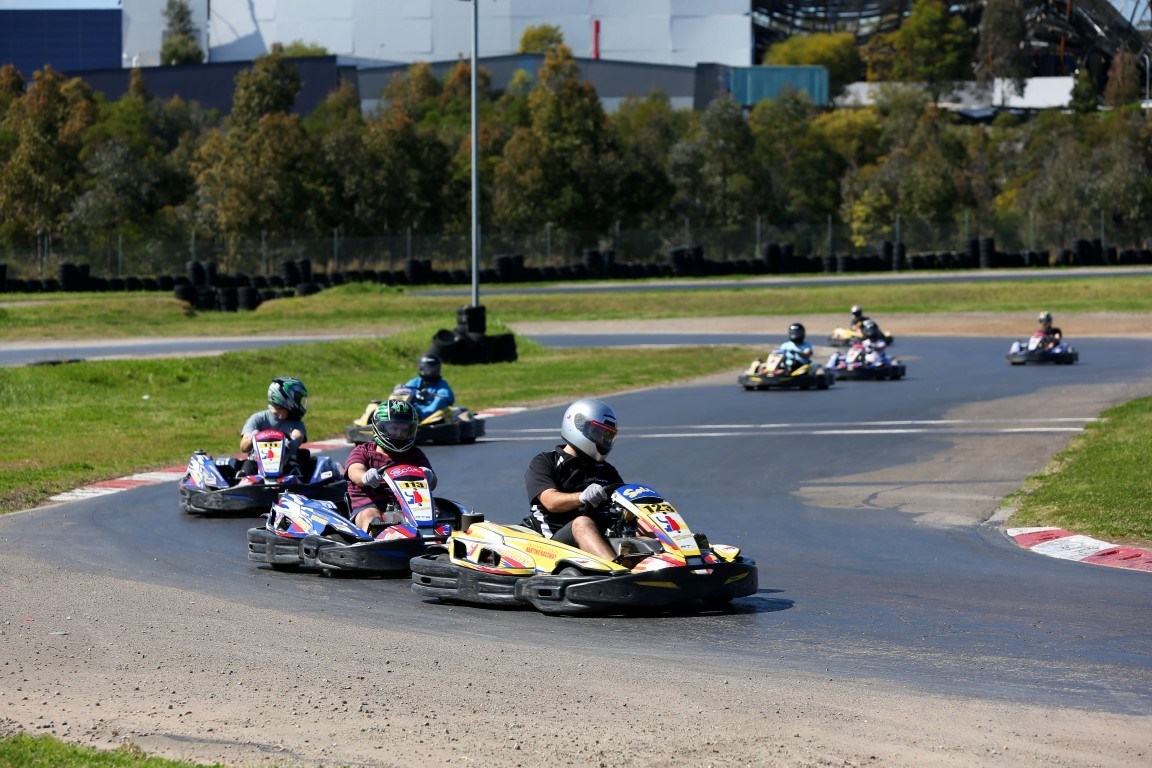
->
<box><xmin>427</xmin><ymin>327</ymin><xmax>518</xmax><ymax>366</ymax></box>
<box><xmin>8</xmin><ymin>240</ymin><xmax>1152</xmax><ymax>301</ymax></box>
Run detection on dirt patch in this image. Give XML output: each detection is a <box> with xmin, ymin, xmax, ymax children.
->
<box><xmin>509</xmin><ymin>311</ymin><xmax>1152</xmax><ymax>339</ymax></box>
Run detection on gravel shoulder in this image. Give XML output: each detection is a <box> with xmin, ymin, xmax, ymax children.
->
<box><xmin>3</xmin><ymin>312</ymin><xmax>1150</xmax><ymax>767</ymax></box>
<box><xmin>1</xmin><ymin>553</ymin><xmax>1148</xmax><ymax>768</ymax></box>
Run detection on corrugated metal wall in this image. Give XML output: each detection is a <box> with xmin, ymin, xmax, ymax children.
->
<box><xmin>0</xmin><ymin>9</ymin><xmax>122</xmax><ymax>76</ymax></box>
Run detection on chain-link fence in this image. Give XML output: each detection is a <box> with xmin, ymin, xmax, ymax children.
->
<box><xmin>3</xmin><ymin>214</ymin><xmax>1152</xmax><ymax>287</ymax></box>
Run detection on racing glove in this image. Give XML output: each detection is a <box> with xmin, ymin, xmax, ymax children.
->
<box><xmin>360</xmin><ymin>467</ymin><xmax>383</xmax><ymax>488</ymax></box>
<box><xmin>421</xmin><ymin>466</ymin><xmax>437</xmax><ymax>490</ymax></box>
<box><xmin>579</xmin><ymin>483</ymin><xmax>607</xmax><ymax>508</ymax></box>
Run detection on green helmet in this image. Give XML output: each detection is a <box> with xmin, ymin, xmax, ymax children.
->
<box><xmin>268</xmin><ymin>377</ymin><xmax>308</xmax><ymax>418</ymax></box>
<box><xmin>372</xmin><ymin>398</ymin><xmax>418</xmax><ymax>452</ymax></box>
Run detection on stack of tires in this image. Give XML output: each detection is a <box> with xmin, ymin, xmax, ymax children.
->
<box><xmin>427</xmin><ymin>305</ymin><xmax>518</xmax><ymax>365</ymax></box>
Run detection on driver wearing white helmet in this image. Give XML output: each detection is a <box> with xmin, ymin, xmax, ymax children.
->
<box><xmin>524</xmin><ymin>399</ymin><xmax>624</xmax><ymax>562</ymax></box>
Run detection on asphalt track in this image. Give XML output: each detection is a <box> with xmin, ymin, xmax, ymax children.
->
<box><xmin>4</xmin><ymin>335</ymin><xmax>1151</xmax><ymax>717</ymax></box>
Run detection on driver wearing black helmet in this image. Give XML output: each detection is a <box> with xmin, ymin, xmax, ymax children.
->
<box><xmin>524</xmin><ymin>398</ymin><xmax>625</xmax><ymax>562</ymax></box>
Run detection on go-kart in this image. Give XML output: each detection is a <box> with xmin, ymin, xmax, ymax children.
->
<box><xmin>179</xmin><ymin>429</ymin><xmax>346</xmax><ymax>515</ymax></box>
<box><xmin>828</xmin><ymin>343</ymin><xmax>905</xmax><ymax>381</ymax></box>
<box><xmin>1007</xmin><ymin>333</ymin><xmax>1079</xmax><ymax>365</ymax></box>
<box><xmin>247</xmin><ymin>465</ymin><xmax>470</xmax><ymax>574</ymax></box>
<box><xmin>828</xmin><ymin>326</ymin><xmax>893</xmax><ymax>347</ymax></box>
<box><xmin>345</xmin><ymin>386</ymin><xmax>485</xmax><ymax>445</ymax></box>
<box><xmin>410</xmin><ymin>483</ymin><xmax>757</xmax><ymax>614</ymax></box>
<box><xmin>738</xmin><ymin>351</ymin><xmax>834</xmax><ymax>390</ymax></box>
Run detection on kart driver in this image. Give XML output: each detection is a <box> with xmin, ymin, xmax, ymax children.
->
<box><xmin>345</xmin><ymin>398</ymin><xmax>437</xmax><ymax>536</ymax></box>
<box><xmin>850</xmin><ymin>305</ymin><xmax>868</xmax><ymax>332</ymax></box>
<box><xmin>775</xmin><ymin>322</ymin><xmax>813</xmax><ymax>371</ymax></box>
<box><xmin>860</xmin><ymin>319</ymin><xmax>889</xmax><ymax>364</ymax></box>
<box><xmin>400</xmin><ymin>353</ymin><xmax>455</xmax><ymax>422</ymax></box>
<box><xmin>237</xmin><ymin>377</ymin><xmax>309</xmax><ymax>476</ymax></box>
<box><xmin>1037</xmin><ymin>311</ymin><xmax>1063</xmax><ymax>347</ymax></box>
<box><xmin>524</xmin><ymin>398</ymin><xmax>624</xmax><ymax>563</ymax></box>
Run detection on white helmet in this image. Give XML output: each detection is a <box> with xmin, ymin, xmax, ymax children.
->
<box><xmin>561</xmin><ymin>399</ymin><xmax>618</xmax><ymax>461</ymax></box>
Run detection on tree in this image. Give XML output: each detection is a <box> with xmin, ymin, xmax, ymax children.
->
<box><xmin>0</xmin><ymin>67</ymin><xmax>95</xmax><ymax>244</ymax></box>
<box><xmin>976</xmin><ymin>0</ymin><xmax>1029</xmax><ymax>102</ymax></box>
<box><xmin>867</xmin><ymin>0</ymin><xmax>973</xmax><ymax>100</ymax></box>
<box><xmin>492</xmin><ymin>45</ymin><xmax>614</xmax><ymax>233</ymax></box>
<box><xmin>160</xmin><ymin>0</ymin><xmax>203</xmax><ymax>65</ymax></box>
<box><xmin>279</xmin><ymin>40</ymin><xmax>329</xmax><ymax>58</ymax></box>
<box><xmin>230</xmin><ymin>46</ymin><xmax>301</xmax><ymax>131</ymax></box>
<box><xmin>608</xmin><ymin>91</ymin><xmax>690</xmax><ymax>226</ymax></box>
<box><xmin>519</xmin><ymin>24</ymin><xmax>565</xmax><ymax>54</ymax></box>
<box><xmin>1070</xmin><ymin>67</ymin><xmax>1099</xmax><ymax>113</ymax></box>
<box><xmin>669</xmin><ymin>94</ymin><xmax>759</xmax><ymax>227</ymax></box>
<box><xmin>763</xmin><ymin>32</ymin><xmax>863</xmax><ymax>97</ymax></box>
<box><xmin>749</xmin><ymin>90</ymin><xmax>845</xmax><ymax>222</ymax></box>
<box><xmin>1103</xmin><ymin>50</ymin><xmax>1141</xmax><ymax>108</ymax></box>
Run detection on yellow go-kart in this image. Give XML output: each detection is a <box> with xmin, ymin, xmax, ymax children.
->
<box><xmin>410</xmin><ymin>483</ymin><xmax>757</xmax><ymax>614</ymax></box>
<box><xmin>344</xmin><ymin>386</ymin><xmax>485</xmax><ymax>445</ymax></box>
<box><xmin>737</xmin><ymin>351</ymin><xmax>834</xmax><ymax>391</ymax></box>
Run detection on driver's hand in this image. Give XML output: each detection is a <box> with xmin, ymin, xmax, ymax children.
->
<box><xmin>579</xmin><ymin>483</ymin><xmax>607</xmax><ymax>508</ymax></box>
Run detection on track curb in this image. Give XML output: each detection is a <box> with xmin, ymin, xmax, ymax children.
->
<box><xmin>1006</xmin><ymin>527</ymin><xmax>1152</xmax><ymax>573</ymax></box>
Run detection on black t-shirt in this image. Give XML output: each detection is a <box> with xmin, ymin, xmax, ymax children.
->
<box><xmin>524</xmin><ymin>444</ymin><xmax>624</xmax><ymax>537</ymax></box>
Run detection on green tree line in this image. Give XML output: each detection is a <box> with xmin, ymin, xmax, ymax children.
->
<box><xmin>1</xmin><ymin>1</ymin><xmax>1151</xmax><ymax>271</ymax></box>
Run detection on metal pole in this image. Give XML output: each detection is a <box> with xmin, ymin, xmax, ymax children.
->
<box><xmin>615</xmin><ymin>219</ymin><xmax>621</xmax><ymax>262</ymax></box>
<box><xmin>469</xmin><ymin>0</ymin><xmax>480</xmax><ymax>307</ymax></box>
<box><xmin>755</xmin><ymin>214</ymin><xmax>762</xmax><ymax>259</ymax></box>
<box><xmin>827</xmin><ymin>214</ymin><xmax>833</xmax><ymax>259</ymax></box>
<box><xmin>333</xmin><ymin>228</ymin><xmax>339</xmax><ymax>275</ymax></box>
<box><xmin>546</xmin><ymin>223</ymin><xmax>552</xmax><ymax>264</ymax></box>
<box><xmin>1029</xmin><ymin>210</ymin><xmax>1035</xmax><ymax>253</ymax></box>
<box><xmin>261</xmin><ymin>230</ymin><xmax>267</xmax><ymax>277</ymax></box>
<box><xmin>117</xmin><ymin>233</ymin><xmax>123</xmax><ymax>277</ymax></box>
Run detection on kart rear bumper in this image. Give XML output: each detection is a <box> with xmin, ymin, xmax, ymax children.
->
<box><xmin>182</xmin><ymin>481</ymin><xmax>347</xmax><ymax>515</ymax></box>
<box><xmin>411</xmin><ymin>555</ymin><xmax>758</xmax><ymax>614</ymax></box>
<box><xmin>738</xmin><ymin>372</ymin><xmax>833</xmax><ymax>390</ymax></box>
<box><xmin>248</xmin><ymin>528</ymin><xmax>436</xmax><ymax>572</ymax></box>
<box><xmin>833</xmin><ymin>362</ymin><xmax>905</xmax><ymax>380</ymax></box>
<box><xmin>1007</xmin><ymin>349</ymin><xmax>1078</xmax><ymax>365</ymax></box>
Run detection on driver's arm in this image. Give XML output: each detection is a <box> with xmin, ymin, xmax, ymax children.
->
<box><xmin>537</xmin><ymin>488</ymin><xmax>583</xmax><ymax>514</ymax></box>
<box><xmin>240</xmin><ymin>432</ymin><xmax>254</xmax><ymax>453</ymax></box>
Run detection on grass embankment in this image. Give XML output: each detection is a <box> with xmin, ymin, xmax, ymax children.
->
<box><xmin>1004</xmin><ymin>396</ymin><xmax>1152</xmax><ymax>545</ymax></box>
<box><xmin>0</xmin><ymin>324</ymin><xmax>742</xmax><ymax>513</ymax></box>
<box><xmin>5</xmin><ymin>274</ymin><xmax>1152</xmax><ymax>341</ymax></box>
<box><xmin>0</xmin><ymin>734</ymin><xmax>217</xmax><ymax>767</ymax></box>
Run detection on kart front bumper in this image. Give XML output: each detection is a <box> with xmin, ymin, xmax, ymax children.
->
<box><xmin>248</xmin><ymin>528</ymin><xmax>438</xmax><ymax>572</ymax></box>
<box><xmin>411</xmin><ymin>555</ymin><xmax>758</xmax><ymax>614</ymax></box>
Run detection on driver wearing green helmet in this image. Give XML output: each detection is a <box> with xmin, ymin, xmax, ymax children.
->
<box><xmin>345</xmin><ymin>398</ymin><xmax>437</xmax><ymax>536</ymax></box>
<box><xmin>240</xmin><ymin>376</ymin><xmax>308</xmax><ymax>453</ymax></box>
<box><xmin>236</xmin><ymin>376</ymin><xmax>309</xmax><ymax>477</ymax></box>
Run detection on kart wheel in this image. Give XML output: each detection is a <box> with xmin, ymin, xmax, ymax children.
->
<box><xmin>742</xmin><ymin>385</ymin><xmax>754</xmax><ymax>391</ymax></box>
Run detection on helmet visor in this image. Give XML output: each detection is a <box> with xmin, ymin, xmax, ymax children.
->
<box><xmin>382</xmin><ymin>420</ymin><xmax>417</xmax><ymax>442</ymax></box>
<box><xmin>581</xmin><ymin>418</ymin><xmax>617</xmax><ymax>455</ymax></box>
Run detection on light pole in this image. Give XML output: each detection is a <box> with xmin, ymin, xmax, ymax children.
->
<box><xmin>466</xmin><ymin>0</ymin><xmax>480</xmax><ymax>307</ymax></box>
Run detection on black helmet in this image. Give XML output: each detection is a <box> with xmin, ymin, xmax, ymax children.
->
<box><xmin>418</xmin><ymin>353</ymin><xmax>442</xmax><ymax>381</ymax></box>
<box><xmin>788</xmin><ymin>323</ymin><xmax>806</xmax><ymax>344</ymax></box>
<box><xmin>861</xmin><ymin>319</ymin><xmax>880</xmax><ymax>339</ymax></box>
<box><xmin>851</xmin><ymin>305</ymin><xmax>863</xmax><ymax>319</ymax></box>
<box><xmin>268</xmin><ymin>377</ymin><xmax>308</xmax><ymax>418</ymax></box>
<box><xmin>1037</xmin><ymin>311</ymin><xmax>1052</xmax><ymax>326</ymax></box>
<box><xmin>372</xmin><ymin>398</ymin><xmax>418</xmax><ymax>452</ymax></box>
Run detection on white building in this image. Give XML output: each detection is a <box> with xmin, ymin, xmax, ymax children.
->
<box><xmin>121</xmin><ymin>0</ymin><xmax>755</xmax><ymax>69</ymax></box>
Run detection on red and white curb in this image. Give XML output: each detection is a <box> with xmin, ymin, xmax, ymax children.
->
<box><xmin>46</xmin><ymin>409</ymin><xmax>526</xmax><ymax>504</ymax></box>
<box><xmin>1007</xmin><ymin>527</ymin><xmax>1152</xmax><ymax>573</ymax></box>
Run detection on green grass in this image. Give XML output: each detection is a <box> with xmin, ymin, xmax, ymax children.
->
<box><xmin>1004</xmin><ymin>396</ymin><xmax>1152</xmax><ymax>545</ymax></box>
<box><xmin>0</xmin><ymin>734</ymin><xmax>220</xmax><ymax>767</ymax></box>
<box><xmin>5</xmin><ymin>274</ymin><xmax>1152</xmax><ymax>341</ymax></box>
<box><xmin>0</xmin><ymin>324</ymin><xmax>744</xmax><ymax>513</ymax></box>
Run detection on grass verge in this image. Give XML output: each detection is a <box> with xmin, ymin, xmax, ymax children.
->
<box><xmin>1004</xmin><ymin>395</ymin><xmax>1152</xmax><ymax>546</ymax></box>
<box><xmin>5</xmin><ymin>274</ymin><xmax>1152</xmax><ymax>341</ymax></box>
<box><xmin>0</xmin><ymin>734</ymin><xmax>218</xmax><ymax>767</ymax></box>
<box><xmin>0</xmin><ymin>325</ymin><xmax>744</xmax><ymax>514</ymax></box>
